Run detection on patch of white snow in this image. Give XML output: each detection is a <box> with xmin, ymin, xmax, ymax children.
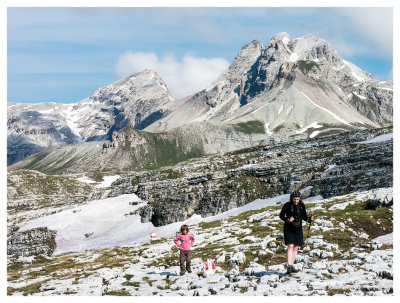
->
<box><xmin>373</xmin><ymin>233</ymin><xmax>393</xmax><ymax>245</ymax></box>
<box><xmin>265</xmin><ymin>122</ymin><xmax>273</xmax><ymax>136</ymax></box>
<box><xmin>309</xmin><ymin>131</ymin><xmax>321</xmax><ymax>138</ymax></box>
<box><xmin>278</xmin><ymin>105</ymin><xmax>284</xmax><ymax>115</ymax></box>
<box><xmin>282</xmin><ymin>36</ymin><xmax>290</xmax><ymax>44</ymax></box>
<box><xmin>353</xmin><ymin>92</ymin><xmax>367</xmax><ymax>100</ymax></box>
<box><xmin>356</xmin><ymin>133</ymin><xmax>393</xmax><ymax>144</ymax></box>
<box><xmin>378</xmin><ymin>87</ymin><xmax>393</xmax><ymax>92</ymax></box>
<box><xmin>77</xmin><ymin>176</ymin><xmax>97</xmax><ymax>184</ymax></box>
<box><xmin>296</xmin><ymin>121</ymin><xmax>323</xmax><ymax>134</ymax></box>
<box><xmin>95</xmin><ymin>175</ymin><xmax>121</xmax><ymax>188</ymax></box>
<box><xmin>288</xmin><ymin>53</ymin><xmax>298</xmax><ymax>62</ymax></box>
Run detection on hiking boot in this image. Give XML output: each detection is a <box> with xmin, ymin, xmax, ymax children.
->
<box><xmin>180</xmin><ymin>272</ymin><xmax>185</xmax><ymax>276</ymax></box>
<box><xmin>187</xmin><ymin>270</ymin><xmax>192</xmax><ymax>273</ymax></box>
<box><xmin>286</xmin><ymin>265</ymin><xmax>293</xmax><ymax>274</ymax></box>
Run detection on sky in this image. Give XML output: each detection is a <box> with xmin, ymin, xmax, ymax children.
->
<box><xmin>7</xmin><ymin>7</ymin><xmax>393</xmax><ymax>103</ymax></box>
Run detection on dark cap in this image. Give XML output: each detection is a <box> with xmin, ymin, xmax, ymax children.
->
<box><xmin>290</xmin><ymin>191</ymin><xmax>302</xmax><ymax>198</ymax></box>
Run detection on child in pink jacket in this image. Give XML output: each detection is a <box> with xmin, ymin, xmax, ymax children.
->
<box><xmin>174</xmin><ymin>224</ymin><xmax>195</xmax><ymax>275</ymax></box>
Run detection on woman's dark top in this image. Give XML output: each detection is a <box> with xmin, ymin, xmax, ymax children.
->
<box><xmin>279</xmin><ymin>201</ymin><xmax>311</xmax><ymax>246</ymax></box>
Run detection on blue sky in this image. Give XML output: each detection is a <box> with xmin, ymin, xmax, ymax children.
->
<box><xmin>7</xmin><ymin>7</ymin><xmax>393</xmax><ymax>103</ymax></box>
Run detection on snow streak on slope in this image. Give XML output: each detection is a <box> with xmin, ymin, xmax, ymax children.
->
<box><xmin>296</xmin><ymin>122</ymin><xmax>323</xmax><ymax>134</ymax></box>
<box><xmin>301</xmin><ymin>92</ymin><xmax>350</xmax><ymax>125</ymax></box>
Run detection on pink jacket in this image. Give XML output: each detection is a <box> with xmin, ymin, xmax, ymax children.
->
<box><xmin>174</xmin><ymin>233</ymin><xmax>195</xmax><ymax>250</ymax></box>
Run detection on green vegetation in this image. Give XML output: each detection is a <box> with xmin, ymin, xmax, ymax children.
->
<box><xmin>232</xmin><ymin>120</ymin><xmax>265</xmax><ymax>134</ymax></box>
<box><xmin>159</xmin><ymin>168</ymin><xmax>184</xmax><ymax>181</ymax></box>
<box><xmin>122</xmin><ymin>281</ymin><xmax>140</xmax><ymax>288</ymax></box>
<box><xmin>115</xmin><ymin>127</ymin><xmax>205</xmax><ymax>171</ymax></box>
<box><xmin>89</xmin><ymin>171</ymin><xmax>105</xmax><ymax>182</ymax></box>
<box><xmin>143</xmin><ymin>276</ymin><xmax>157</xmax><ymax>287</ymax></box>
<box><xmin>7</xmin><ymin>246</ymin><xmax>141</xmax><ymax>295</ymax></box>
<box><xmin>326</xmin><ymin>287</ymin><xmax>351</xmax><ymax>296</ymax></box>
<box><xmin>7</xmin><ymin>170</ymin><xmax>93</xmax><ymax>211</ymax></box>
<box><xmin>21</xmin><ymin>151</ymin><xmax>51</xmax><ymax>171</ymax></box>
<box><xmin>156</xmin><ymin>277</ymin><xmax>175</xmax><ymax>290</ymax></box>
<box><xmin>7</xmin><ymin>279</ymin><xmax>51</xmax><ymax>296</ymax></box>
<box><xmin>199</xmin><ymin>220</ymin><xmax>222</xmax><ymax>229</ymax></box>
<box><xmin>103</xmin><ymin>289</ymin><xmax>131</xmax><ymax>296</ymax></box>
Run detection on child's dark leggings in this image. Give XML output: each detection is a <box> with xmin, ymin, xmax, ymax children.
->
<box><xmin>179</xmin><ymin>249</ymin><xmax>191</xmax><ymax>274</ymax></box>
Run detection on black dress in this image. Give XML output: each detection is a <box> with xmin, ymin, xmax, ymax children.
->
<box><xmin>279</xmin><ymin>201</ymin><xmax>311</xmax><ymax>246</ymax></box>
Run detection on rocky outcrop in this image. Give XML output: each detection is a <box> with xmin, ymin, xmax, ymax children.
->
<box><xmin>7</xmin><ymin>170</ymin><xmax>94</xmax><ymax>227</ymax></box>
<box><xmin>7</xmin><ymin>227</ymin><xmax>57</xmax><ymax>257</ymax></box>
<box><xmin>88</xmin><ymin>127</ymin><xmax>392</xmax><ymax>226</ymax></box>
<box><xmin>366</xmin><ymin>191</ymin><xmax>393</xmax><ymax>210</ymax></box>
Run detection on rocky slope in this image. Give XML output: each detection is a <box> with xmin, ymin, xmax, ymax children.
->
<box><xmin>7</xmin><ymin>188</ymin><xmax>393</xmax><ymax>296</ymax></box>
<box><xmin>8</xmin><ymin>33</ymin><xmax>393</xmax><ymax>167</ymax></box>
<box><xmin>7</xmin><ymin>170</ymin><xmax>94</xmax><ymax>227</ymax></box>
<box><xmin>8</xmin><ymin>120</ymin><xmax>271</xmax><ymax>174</ymax></box>
<box><xmin>86</xmin><ymin>127</ymin><xmax>392</xmax><ymax>226</ymax></box>
<box><xmin>7</xmin><ymin>227</ymin><xmax>57</xmax><ymax>257</ymax></box>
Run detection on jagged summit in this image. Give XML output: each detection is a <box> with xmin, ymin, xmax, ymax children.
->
<box><xmin>146</xmin><ymin>32</ymin><xmax>392</xmax><ymax>136</ymax></box>
<box><xmin>90</xmin><ymin>68</ymin><xmax>173</xmax><ymax>103</ymax></box>
<box><xmin>270</xmin><ymin>31</ymin><xmax>291</xmax><ymax>41</ymax></box>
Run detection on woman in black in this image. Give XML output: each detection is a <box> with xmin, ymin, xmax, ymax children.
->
<box><xmin>279</xmin><ymin>191</ymin><xmax>313</xmax><ymax>274</ymax></box>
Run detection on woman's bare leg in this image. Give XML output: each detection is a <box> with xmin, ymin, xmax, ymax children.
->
<box><xmin>287</xmin><ymin>244</ymin><xmax>294</xmax><ymax>265</ymax></box>
<box><xmin>290</xmin><ymin>245</ymin><xmax>299</xmax><ymax>265</ymax></box>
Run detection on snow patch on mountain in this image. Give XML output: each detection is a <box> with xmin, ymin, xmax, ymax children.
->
<box><xmin>309</xmin><ymin>131</ymin><xmax>321</xmax><ymax>138</ymax></box>
<box><xmin>288</xmin><ymin>53</ymin><xmax>298</xmax><ymax>62</ymax></box>
<box><xmin>378</xmin><ymin>87</ymin><xmax>393</xmax><ymax>92</ymax></box>
<box><xmin>373</xmin><ymin>233</ymin><xmax>393</xmax><ymax>245</ymax></box>
<box><xmin>356</xmin><ymin>133</ymin><xmax>393</xmax><ymax>144</ymax></box>
<box><xmin>282</xmin><ymin>36</ymin><xmax>290</xmax><ymax>45</ymax></box>
<box><xmin>95</xmin><ymin>176</ymin><xmax>121</xmax><ymax>188</ymax></box>
<box><xmin>278</xmin><ymin>105</ymin><xmax>284</xmax><ymax>115</ymax></box>
<box><xmin>296</xmin><ymin>122</ymin><xmax>323</xmax><ymax>134</ymax></box>
<box><xmin>264</xmin><ymin>122</ymin><xmax>273</xmax><ymax>136</ymax></box>
<box><xmin>77</xmin><ymin>176</ymin><xmax>97</xmax><ymax>184</ymax></box>
<box><xmin>296</xmin><ymin>121</ymin><xmax>323</xmax><ymax>134</ymax></box>
<box><xmin>286</xmin><ymin>104</ymin><xmax>294</xmax><ymax>114</ymax></box>
<box><xmin>353</xmin><ymin>92</ymin><xmax>367</xmax><ymax>100</ymax></box>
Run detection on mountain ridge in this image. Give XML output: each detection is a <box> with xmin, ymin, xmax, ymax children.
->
<box><xmin>7</xmin><ymin>32</ymin><xmax>393</xmax><ymax>169</ymax></box>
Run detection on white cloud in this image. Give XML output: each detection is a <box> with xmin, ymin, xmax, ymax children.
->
<box><xmin>335</xmin><ymin>8</ymin><xmax>393</xmax><ymax>58</ymax></box>
<box><xmin>115</xmin><ymin>51</ymin><xmax>230</xmax><ymax>98</ymax></box>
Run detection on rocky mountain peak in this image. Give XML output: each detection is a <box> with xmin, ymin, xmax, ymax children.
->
<box><xmin>269</xmin><ymin>32</ymin><xmax>292</xmax><ymax>44</ymax></box>
<box><xmin>214</xmin><ymin>40</ymin><xmax>262</xmax><ymax>84</ymax></box>
<box><xmin>89</xmin><ymin>68</ymin><xmax>172</xmax><ymax>104</ymax></box>
<box><xmin>238</xmin><ymin>39</ymin><xmax>263</xmax><ymax>56</ymax></box>
<box><xmin>290</xmin><ymin>34</ymin><xmax>343</xmax><ymax>66</ymax></box>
